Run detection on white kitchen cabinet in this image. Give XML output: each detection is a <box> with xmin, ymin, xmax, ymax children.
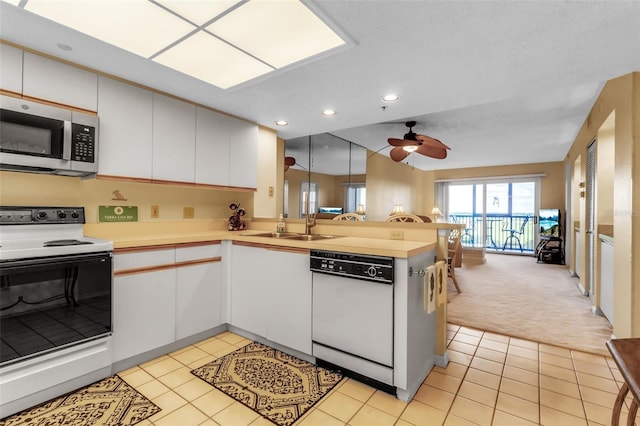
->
<box><xmin>23</xmin><ymin>52</ymin><xmax>98</xmax><ymax>111</ymax></box>
<box><xmin>230</xmin><ymin>244</ymin><xmax>269</xmax><ymax>337</ymax></box>
<box><xmin>0</xmin><ymin>44</ymin><xmax>23</xmax><ymax>94</ymax></box>
<box><xmin>195</xmin><ymin>107</ymin><xmax>258</xmax><ymax>188</ymax></box>
<box><xmin>230</xmin><ymin>243</ymin><xmax>311</xmax><ymax>354</ymax></box>
<box><xmin>227</xmin><ymin>116</ymin><xmax>258</xmax><ymax>189</ymax></box>
<box><xmin>175</xmin><ymin>244</ymin><xmax>222</xmax><ymax>340</ymax></box>
<box><xmin>195</xmin><ymin>107</ymin><xmax>231</xmax><ymax>186</ymax></box>
<box><xmin>112</xmin><ymin>268</ymin><xmax>176</xmax><ymax>362</ymax></box>
<box><xmin>263</xmin><ymin>247</ymin><xmax>312</xmax><ymax>354</ymax></box>
<box><xmin>599</xmin><ymin>237</ymin><xmax>614</xmax><ymax>325</ymax></box>
<box><xmin>97</xmin><ymin>76</ymin><xmax>153</xmax><ymax>178</ymax></box>
<box><xmin>152</xmin><ymin>94</ymin><xmax>196</xmax><ymax>182</ymax></box>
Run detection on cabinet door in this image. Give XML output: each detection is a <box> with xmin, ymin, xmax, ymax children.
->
<box><xmin>0</xmin><ymin>44</ymin><xmax>22</xmax><ymax>94</ymax></box>
<box><xmin>23</xmin><ymin>53</ymin><xmax>98</xmax><ymax>111</ymax></box>
<box><xmin>230</xmin><ymin>244</ymin><xmax>267</xmax><ymax>336</ymax></box>
<box><xmin>97</xmin><ymin>76</ymin><xmax>153</xmax><ymax>178</ymax></box>
<box><xmin>152</xmin><ymin>94</ymin><xmax>196</xmax><ymax>182</ymax></box>
<box><xmin>112</xmin><ymin>269</ymin><xmax>176</xmax><ymax>362</ymax></box>
<box><xmin>265</xmin><ymin>249</ymin><xmax>312</xmax><ymax>354</ymax></box>
<box><xmin>228</xmin><ymin>116</ymin><xmax>258</xmax><ymax>189</ymax></box>
<box><xmin>175</xmin><ymin>261</ymin><xmax>222</xmax><ymax>339</ymax></box>
<box><xmin>195</xmin><ymin>107</ymin><xmax>230</xmax><ymax>186</ymax></box>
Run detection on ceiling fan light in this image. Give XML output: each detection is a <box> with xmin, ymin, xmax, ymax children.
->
<box><xmin>403</xmin><ymin>145</ymin><xmax>418</xmax><ymax>152</ymax></box>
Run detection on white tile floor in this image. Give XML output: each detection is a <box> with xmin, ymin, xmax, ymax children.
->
<box><xmin>114</xmin><ymin>325</ymin><xmax>638</xmax><ymax>426</ymax></box>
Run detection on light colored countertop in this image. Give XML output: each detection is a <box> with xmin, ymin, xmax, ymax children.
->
<box><xmin>234</xmin><ymin>232</ymin><xmax>436</xmax><ymax>258</ymax></box>
<box><xmin>84</xmin><ymin>220</ymin><xmax>446</xmax><ymax>258</ymax></box>
<box><xmin>85</xmin><ymin>224</ymin><xmax>436</xmax><ymax>258</ymax></box>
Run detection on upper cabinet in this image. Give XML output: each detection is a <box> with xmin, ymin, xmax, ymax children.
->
<box><xmin>0</xmin><ymin>44</ymin><xmax>23</xmax><ymax>94</ymax></box>
<box><xmin>152</xmin><ymin>94</ymin><xmax>196</xmax><ymax>183</ymax></box>
<box><xmin>228</xmin><ymin>116</ymin><xmax>258</xmax><ymax>189</ymax></box>
<box><xmin>4</xmin><ymin>47</ymin><xmax>258</xmax><ymax>189</ymax></box>
<box><xmin>195</xmin><ymin>106</ymin><xmax>258</xmax><ymax>188</ymax></box>
<box><xmin>97</xmin><ymin>76</ymin><xmax>153</xmax><ymax>178</ymax></box>
<box><xmin>23</xmin><ymin>53</ymin><xmax>98</xmax><ymax>111</ymax></box>
<box><xmin>195</xmin><ymin>107</ymin><xmax>230</xmax><ymax>186</ymax></box>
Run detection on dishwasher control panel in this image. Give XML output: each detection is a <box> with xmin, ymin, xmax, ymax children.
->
<box><xmin>310</xmin><ymin>250</ymin><xmax>394</xmax><ymax>284</ymax></box>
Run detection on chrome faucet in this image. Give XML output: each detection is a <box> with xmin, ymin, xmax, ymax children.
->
<box><xmin>305</xmin><ymin>212</ymin><xmax>317</xmax><ymax>235</ymax></box>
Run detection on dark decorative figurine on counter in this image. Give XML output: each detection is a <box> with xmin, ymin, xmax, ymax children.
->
<box><xmin>228</xmin><ymin>202</ymin><xmax>246</xmax><ymax>231</ymax></box>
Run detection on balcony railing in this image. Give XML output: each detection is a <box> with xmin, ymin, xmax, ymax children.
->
<box><xmin>449</xmin><ymin>214</ymin><xmax>535</xmax><ymax>252</ymax></box>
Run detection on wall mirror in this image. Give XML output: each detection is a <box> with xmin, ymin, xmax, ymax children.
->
<box><xmin>284</xmin><ymin>133</ymin><xmax>367</xmax><ymax>219</ymax></box>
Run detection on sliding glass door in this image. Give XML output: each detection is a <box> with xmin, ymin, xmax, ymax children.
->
<box><xmin>446</xmin><ymin>178</ymin><xmax>539</xmax><ymax>253</ymax></box>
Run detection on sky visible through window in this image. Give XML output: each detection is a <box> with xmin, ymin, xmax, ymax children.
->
<box><xmin>449</xmin><ymin>182</ymin><xmax>534</xmax><ymax>216</ymax></box>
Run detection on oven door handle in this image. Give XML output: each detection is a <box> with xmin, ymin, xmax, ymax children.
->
<box><xmin>0</xmin><ymin>252</ymin><xmax>111</xmax><ymax>275</ymax></box>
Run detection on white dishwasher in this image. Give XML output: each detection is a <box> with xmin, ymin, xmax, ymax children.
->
<box><xmin>310</xmin><ymin>250</ymin><xmax>395</xmax><ymax>392</ymax></box>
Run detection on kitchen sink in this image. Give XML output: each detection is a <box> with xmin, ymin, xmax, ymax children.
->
<box><xmin>248</xmin><ymin>232</ymin><xmax>300</xmax><ymax>238</ymax></box>
<box><xmin>287</xmin><ymin>234</ymin><xmax>339</xmax><ymax>241</ymax></box>
<box><xmin>246</xmin><ymin>232</ymin><xmax>339</xmax><ymax>241</ymax></box>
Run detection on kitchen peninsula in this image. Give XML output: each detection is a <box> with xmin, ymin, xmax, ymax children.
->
<box><xmin>85</xmin><ymin>219</ymin><xmax>453</xmax><ymax>403</ymax></box>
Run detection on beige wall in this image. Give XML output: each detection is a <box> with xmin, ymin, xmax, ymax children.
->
<box><xmin>365</xmin><ymin>152</ymin><xmax>431</xmax><ymax>221</ymax></box>
<box><xmin>0</xmin><ymin>171</ymin><xmax>255</xmax><ymax>224</ymax></box>
<box><xmin>432</xmin><ymin>162</ymin><xmax>565</xmax><ymax>210</ymax></box>
<box><xmin>366</xmin><ymin>149</ymin><xmax>564</xmax><ymax>221</ymax></box>
<box><xmin>563</xmin><ymin>72</ymin><xmax>638</xmax><ymax>338</ymax></box>
<box><xmin>253</xmin><ymin>127</ymin><xmax>280</xmax><ymax>218</ymax></box>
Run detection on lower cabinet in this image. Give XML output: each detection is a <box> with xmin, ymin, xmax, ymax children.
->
<box><xmin>113</xmin><ymin>268</ymin><xmax>176</xmax><ymax>362</ymax></box>
<box><xmin>175</xmin><ymin>249</ymin><xmax>222</xmax><ymax>340</ymax></box>
<box><xmin>230</xmin><ymin>242</ymin><xmax>312</xmax><ymax>354</ymax></box>
<box><xmin>112</xmin><ymin>243</ymin><xmax>222</xmax><ymax>363</ymax></box>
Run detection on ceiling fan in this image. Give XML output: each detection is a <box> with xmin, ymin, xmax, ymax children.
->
<box><xmin>387</xmin><ymin>121</ymin><xmax>450</xmax><ymax>162</ymax></box>
<box><xmin>284</xmin><ymin>156</ymin><xmax>296</xmax><ymax>171</ymax></box>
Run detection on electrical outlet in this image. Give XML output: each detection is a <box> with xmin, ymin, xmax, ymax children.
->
<box><xmin>150</xmin><ymin>205</ymin><xmax>159</xmax><ymax>218</ymax></box>
<box><xmin>183</xmin><ymin>207</ymin><xmax>194</xmax><ymax>219</ymax></box>
<box><xmin>390</xmin><ymin>230</ymin><xmax>404</xmax><ymax>240</ymax></box>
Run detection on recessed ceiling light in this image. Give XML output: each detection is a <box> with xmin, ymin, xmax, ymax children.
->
<box><xmin>275</xmin><ymin>120</ymin><xmax>288</xmax><ymax>126</ymax></box>
<box><xmin>57</xmin><ymin>43</ymin><xmax>72</xmax><ymax>51</ymax></box>
<box><xmin>322</xmin><ymin>110</ymin><xmax>336</xmax><ymax>117</ymax></box>
<box><xmin>382</xmin><ymin>94</ymin><xmax>399</xmax><ymax>102</ymax></box>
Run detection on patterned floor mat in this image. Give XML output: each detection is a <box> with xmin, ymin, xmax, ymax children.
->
<box><xmin>191</xmin><ymin>341</ymin><xmax>343</xmax><ymax>426</ymax></box>
<box><xmin>0</xmin><ymin>375</ymin><xmax>160</xmax><ymax>426</ymax></box>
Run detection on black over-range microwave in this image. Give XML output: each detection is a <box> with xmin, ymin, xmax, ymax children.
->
<box><xmin>0</xmin><ymin>95</ymin><xmax>99</xmax><ymax>176</ymax></box>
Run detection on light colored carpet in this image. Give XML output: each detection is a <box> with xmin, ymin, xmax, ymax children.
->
<box><xmin>447</xmin><ymin>253</ymin><xmax>613</xmax><ymax>356</ymax></box>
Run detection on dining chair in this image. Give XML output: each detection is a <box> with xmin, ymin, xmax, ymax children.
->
<box><xmin>384</xmin><ymin>213</ymin><xmax>424</xmax><ymax>223</ymax></box>
<box><xmin>333</xmin><ymin>213</ymin><xmax>364</xmax><ymax>221</ymax></box>
<box><xmin>448</xmin><ymin>229</ymin><xmax>462</xmax><ymax>293</ymax></box>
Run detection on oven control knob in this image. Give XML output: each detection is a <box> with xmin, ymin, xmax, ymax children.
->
<box><xmin>35</xmin><ymin>211</ymin><xmax>48</xmax><ymax>220</ymax></box>
<box><xmin>71</xmin><ymin>211</ymin><xmax>80</xmax><ymax>219</ymax></box>
<box><xmin>367</xmin><ymin>266</ymin><xmax>377</xmax><ymax>277</ymax></box>
<box><xmin>58</xmin><ymin>211</ymin><xmax>67</xmax><ymax>219</ymax></box>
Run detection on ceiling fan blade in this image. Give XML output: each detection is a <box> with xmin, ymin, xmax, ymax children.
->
<box><xmin>390</xmin><ymin>146</ymin><xmax>411</xmax><ymax>162</ymax></box>
<box><xmin>416</xmin><ymin>144</ymin><xmax>448</xmax><ymax>159</ymax></box>
<box><xmin>284</xmin><ymin>156</ymin><xmax>296</xmax><ymax>172</ymax></box>
<box><xmin>415</xmin><ymin>134</ymin><xmax>451</xmax><ymax>150</ymax></box>
<box><xmin>388</xmin><ymin>138</ymin><xmax>418</xmax><ymax>147</ymax></box>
